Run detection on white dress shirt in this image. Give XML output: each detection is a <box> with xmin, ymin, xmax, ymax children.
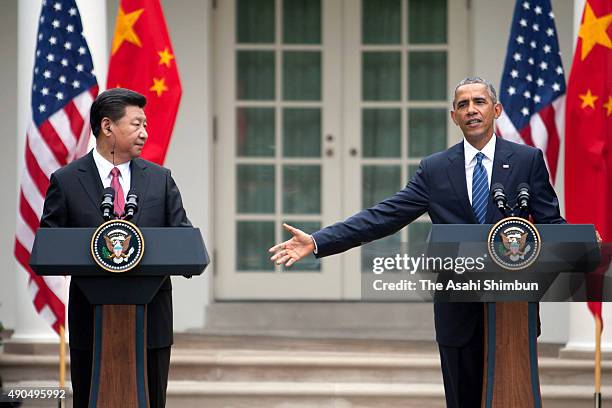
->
<box><xmin>464</xmin><ymin>135</ymin><xmax>496</xmax><ymax>205</ymax></box>
<box><xmin>92</xmin><ymin>147</ymin><xmax>131</xmax><ymax>201</ymax></box>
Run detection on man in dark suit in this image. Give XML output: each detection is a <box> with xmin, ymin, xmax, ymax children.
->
<box><xmin>270</xmin><ymin>77</ymin><xmax>565</xmax><ymax>407</ymax></box>
<box><xmin>40</xmin><ymin>88</ymin><xmax>190</xmax><ymax>408</ymax></box>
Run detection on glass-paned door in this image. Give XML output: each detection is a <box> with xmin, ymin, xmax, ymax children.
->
<box><xmin>341</xmin><ymin>0</ymin><xmax>468</xmax><ymax>297</ymax></box>
<box><xmin>215</xmin><ymin>0</ymin><xmax>343</xmax><ymax>299</ymax></box>
<box><xmin>215</xmin><ymin>0</ymin><xmax>468</xmax><ymax>299</ymax></box>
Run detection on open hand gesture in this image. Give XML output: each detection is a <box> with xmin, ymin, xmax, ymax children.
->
<box><xmin>269</xmin><ymin>223</ymin><xmax>315</xmax><ymax>267</ymax></box>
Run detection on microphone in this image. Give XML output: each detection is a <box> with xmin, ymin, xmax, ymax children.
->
<box><xmin>491</xmin><ymin>183</ymin><xmax>507</xmax><ymax>212</ymax></box>
<box><xmin>124</xmin><ymin>190</ymin><xmax>138</xmax><ymax>220</ymax></box>
<box><xmin>100</xmin><ymin>187</ymin><xmax>116</xmax><ymax>221</ymax></box>
<box><xmin>517</xmin><ymin>183</ymin><xmax>531</xmax><ymax>211</ymax></box>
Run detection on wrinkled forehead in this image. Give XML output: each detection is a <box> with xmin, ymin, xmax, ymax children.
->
<box><xmin>453</xmin><ymin>83</ymin><xmax>492</xmax><ymax>104</ymax></box>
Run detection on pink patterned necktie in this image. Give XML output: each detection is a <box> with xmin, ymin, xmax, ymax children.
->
<box><xmin>110</xmin><ymin>167</ymin><xmax>125</xmax><ymax>216</ymax></box>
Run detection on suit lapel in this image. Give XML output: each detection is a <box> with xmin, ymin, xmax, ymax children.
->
<box><xmin>446</xmin><ymin>143</ymin><xmax>478</xmax><ymax>223</ymax></box>
<box><xmin>130</xmin><ymin>158</ymin><xmax>150</xmax><ymax>224</ymax></box>
<box><xmin>486</xmin><ymin>137</ymin><xmax>515</xmax><ymax>223</ymax></box>
<box><xmin>77</xmin><ymin>151</ymin><xmax>104</xmax><ymax>211</ymax></box>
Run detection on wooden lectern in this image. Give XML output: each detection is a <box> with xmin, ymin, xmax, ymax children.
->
<box><xmin>428</xmin><ymin>223</ymin><xmax>599</xmax><ymax>408</ymax></box>
<box><xmin>29</xmin><ymin>227</ymin><xmax>209</xmax><ymax>408</ymax></box>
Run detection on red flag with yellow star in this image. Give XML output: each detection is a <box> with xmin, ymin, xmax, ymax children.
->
<box><xmin>565</xmin><ymin>0</ymin><xmax>612</xmax><ymax>323</ymax></box>
<box><xmin>107</xmin><ymin>0</ymin><xmax>181</xmax><ymax>164</ymax></box>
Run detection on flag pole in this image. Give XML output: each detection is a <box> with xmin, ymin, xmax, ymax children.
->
<box><xmin>595</xmin><ymin>316</ymin><xmax>602</xmax><ymax>408</ymax></box>
<box><xmin>58</xmin><ymin>324</ymin><xmax>66</xmax><ymax>408</ymax></box>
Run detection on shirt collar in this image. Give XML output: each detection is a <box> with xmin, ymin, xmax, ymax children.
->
<box><xmin>464</xmin><ymin>134</ymin><xmax>497</xmax><ymax>165</ymax></box>
<box><xmin>92</xmin><ymin>147</ymin><xmax>131</xmax><ymax>178</ymax></box>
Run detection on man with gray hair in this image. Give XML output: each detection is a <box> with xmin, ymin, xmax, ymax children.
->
<box><xmin>453</xmin><ymin>76</ymin><xmax>499</xmax><ymax>106</ymax></box>
<box><xmin>270</xmin><ymin>76</ymin><xmax>564</xmax><ymax>407</ymax></box>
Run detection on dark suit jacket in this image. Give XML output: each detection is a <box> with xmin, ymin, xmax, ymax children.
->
<box><xmin>39</xmin><ymin>150</ymin><xmax>191</xmax><ymax>350</ymax></box>
<box><xmin>312</xmin><ymin>137</ymin><xmax>565</xmax><ymax>347</ymax></box>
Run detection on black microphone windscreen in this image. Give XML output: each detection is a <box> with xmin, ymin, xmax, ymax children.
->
<box><xmin>517</xmin><ymin>182</ymin><xmax>530</xmax><ymax>191</ymax></box>
<box><xmin>491</xmin><ymin>183</ymin><xmax>505</xmax><ymax>192</ymax></box>
<box><xmin>103</xmin><ymin>187</ymin><xmax>115</xmax><ymax>199</ymax></box>
<box><xmin>126</xmin><ymin>190</ymin><xmax>138</xmax><ymax>201</ymax></box>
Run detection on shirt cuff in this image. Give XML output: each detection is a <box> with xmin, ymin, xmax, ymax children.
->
<box><xmin>310</xmin><ymin>235</ymin><xmax>318</xmax><ymax>255</ymax></box>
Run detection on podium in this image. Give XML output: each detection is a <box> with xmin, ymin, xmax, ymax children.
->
<box><xmin>428</xmin><ymin>223</ymin><xmax>599</xmax><ymax>408</ymax></box>
<box><xmin>30</xmin><ymin>227</ymin><xmax>209</xmax><ymax>408</ymax></box>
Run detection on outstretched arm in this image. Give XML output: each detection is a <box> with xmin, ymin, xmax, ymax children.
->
<box><xmin>269</xmin><ymin>159</ymin><xmax>431</xmax><ymax>265</ymax></box>
<box><xmin>311</xmin><ymin>160</ymin><xmax>430</xmax><ymax>258</ymax></box>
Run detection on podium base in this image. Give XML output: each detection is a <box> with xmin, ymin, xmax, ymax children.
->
<box><xmin>89</xmin><ymin>305</ymin><xmax>149</xmax><ymax>408</ymax></box>
<box><xmin>482</xmin><ymin>302</ymin><xmax>541</xmax><ymax>408</ymax></box>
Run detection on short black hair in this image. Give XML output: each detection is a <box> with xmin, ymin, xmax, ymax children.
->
<box><xmin>90</xmin><ymin>88</ymin><xmax>146</xmax><ymax>137</ymax></box>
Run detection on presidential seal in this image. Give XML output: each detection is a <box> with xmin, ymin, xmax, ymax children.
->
<box><xmin>90</xmin><ymin>219</ymin><xmax>144</xmax><ymax>273</ymax></box>
<box><xmin>487</xmin><ymin>217</ymin><xmax>541</xmax><ymax>271</ymax></box>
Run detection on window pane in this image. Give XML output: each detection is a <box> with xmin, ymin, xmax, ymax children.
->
<box><xmin>237</xmin><ymin>51</ymin><xmax>275</xmax><ymax>100</ymax></box>
<box><xmin>362</xmin><ymin>109</ymin><xmax>401</xmax><ymax>158</ymax></box>
<box><xmin>237</xmin><ymin>108</ymin><xmax>275</xmax><ymax>157</ymax></box>
<box><xmin>362</xmin><ymin>232</ymin><xmax>401</xmax><ymax>272</ymax></box>
<box><xmin>283</xmin><ymin>165</ymin><xmax>321</xmax><ymax>214</ymax></box>
<box><xmin>362</xmin><ymin>0</ymin><xmax>401</xmax><ymax>44</ymax></box>
<box><xmin>408</xmin><ymin>221</ymin><xmax>431</xmax><ymax>254</ymax></box>
<box><xmin>283</xmin><ymin>51</ymin><xmax>321</xmax><ymax>101</ymax></box>
<box><xmin>362</xmin><ymin>165</ymin><xmax>401</xmax><ymax>208</ymax></box>
<box><xmin>284</xmin><ymin>0</ymin><xmax>321</xmax><ymax>44</ymax></box>
<box><xmin>408</xmin><ymin>51</ymin><xmax>447</xmax><ymax>101</ymax></box>
<box><xmin>408</xmin><ymin>164</ymin><xmax>420</xmax><ymax>181</ymax></box>
<box><xmin>283</xmin><ymin>221</ymin><xmax>321</xmax><ymax>271</ymax></box>
<box><xmin>408</xmin><ymin>0</ymin><xmax>447</xmax><ymax>44</ymax></box>
<box><xmin>237</xmin><ymin>0</ymin><xmax>275</xmax><ymax>43</ymax></box>
<box><xmin>283</xmin><ymin>108</ymin><xmax>321</xmax><ymax>157</ymax></box>
<box><xmin>363</xmin><ymin>52</ymin><xmax>401</xmax><ymax>101</ymax></box>
<box><xmin>408</xmin><ymin>108</ymin><xmax>447</xmax><ymax>157</ymax></box>
<box><xmin>237</xmin><ymin>221</ymin><xmax>275</xmax><ymax>271</ymax></box>
<box><xmin>237</xmin><ymin>165</ymin><xmax>275</xmax><ymax>213</ymax></box>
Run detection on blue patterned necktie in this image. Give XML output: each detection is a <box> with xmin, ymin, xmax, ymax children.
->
<box><xmin>472</xmin><ymin>152</ymin><xmax>489</xmax><ymax>224</ymax></box>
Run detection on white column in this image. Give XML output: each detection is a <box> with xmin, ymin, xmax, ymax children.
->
<box><xmin>572</xmin><ymin>0</ymin><xmax>585</xmax><ymax>48</ymax></box>
<box><xmin>14</xmin><ymin>0</ymin><xmax>107</xmax><ymax>343</ymax></box>
<box><xmin>563</xmin><ymin>0</ymin><xmax>611</xmax><ymax>353</ymax></box>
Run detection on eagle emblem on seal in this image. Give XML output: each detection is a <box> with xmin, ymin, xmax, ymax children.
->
<box><xmin>102</xmin><ymin>230</ymin><xmax>135</xmax><ymax>264</ymax></box>
<box><xmin>500</xmin><ymin>227</ymin><xmax>532</xmax><ymax>261</ymax></box>
<box><xmin>488</xmin><ymin>217</ymin><xmax>541</xmax><ymax>271</ymax></box>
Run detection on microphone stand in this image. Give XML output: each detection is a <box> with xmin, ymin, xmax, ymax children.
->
<box><xmin>494</xmin><ymin>200</ymin><xmax>530</xmax><ymax>219</ymax></box>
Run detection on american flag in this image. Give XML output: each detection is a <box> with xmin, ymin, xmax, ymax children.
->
<box><xmin>496</xmin><ymin>0</ymin><xmax>565</xmax><ymax>182</ymax></box>
<box><xmin>14</xmin><ymin>0</ymin><xmax>98</xmax><ymax>334</ymax></box>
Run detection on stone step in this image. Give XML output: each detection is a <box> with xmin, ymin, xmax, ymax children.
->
<box><xmin>1</xmin><ymin>349</ymin><xmax>609</xmax><ymax>386</ymax></box>
<box><xmin>203</xmin><ymin>303</ymin><xmax>436</xmax><ymax>341</ymax></box>
<box><xmin>3</xmin><ymin>381</ymin><xmax>610</xmax><ymax>408</ymax></box>
<box><xmin>168</xmin><ymin>350</ymin><xmax>444</xmax><ymax>383</ymax></box>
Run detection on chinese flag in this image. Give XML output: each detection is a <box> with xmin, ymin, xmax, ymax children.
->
<box><xmin>107</xmin><ymin>0</ymin><xmax>182</xmax><ymax>164</ymax></box>
<box><xmin>565</xmin><ymin>0</ymin><xmax>612</xmax><ymax>324</ymax></box>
